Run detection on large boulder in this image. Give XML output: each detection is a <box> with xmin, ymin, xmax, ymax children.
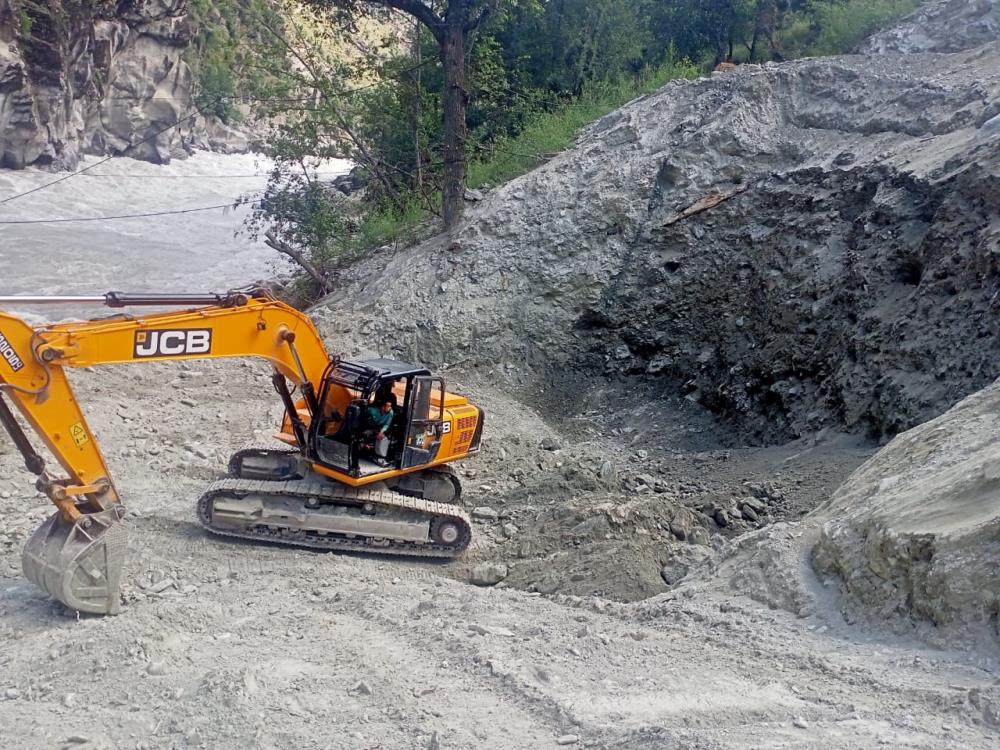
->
<box><xmin>812</xmin><ymin>378</ymin><xmax>1000</xmax><ymax>652</ymax></box>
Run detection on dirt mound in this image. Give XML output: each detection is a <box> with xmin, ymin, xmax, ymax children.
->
<box><xmin>320</xmin><ymin>36</ymin><xmax>1000</xmax><ymax>443</ymax></box>
<box><xmin>859</xmin><ymin>0</ymin><xmax>1000</xmax><ymax>53</ymax></box>
<box><xmin>811</xmin><ymin>377</ymin><xmax>1000</xmax><ymax>653</ymax></box>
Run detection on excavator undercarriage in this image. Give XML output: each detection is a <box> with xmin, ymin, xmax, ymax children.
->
<box><xmin>0</xmin><ymin>290</ymin><xmax>482</xmax><ymax>614</ymax></box>
<box><xmin>205</xmin><ymin>447</ymin><xmax>471</xmax><ymax>556</ymax></box>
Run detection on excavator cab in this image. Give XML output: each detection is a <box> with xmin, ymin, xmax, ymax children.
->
<box><xmin>312</xmin><ymin>359</ymin><xmax>447</xmax><ymax>476</ymax></box>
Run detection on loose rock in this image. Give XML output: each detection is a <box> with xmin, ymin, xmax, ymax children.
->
<box><xmin>146</xmin><ymin>660</ymin><xmax>168</xmax><ymax>676</ymax></box>
<box><xmin>470</xmin><ymin>562</ymin><xmax>509</xmax><ymax>586</ymax></box>
<box><xmin>472</xmin><ymin>507</ymin><xmax>499</xmax><ymax>522</ymax></box>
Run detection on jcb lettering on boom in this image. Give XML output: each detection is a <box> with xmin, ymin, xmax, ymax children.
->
<box><xmin>0</xmin><ymin>331</ymin><xmax>25</xmax><ymax>372</ymax></box>
<box><xmin>134</xmin><ymin>329</ymin><xmax>212</xmax><ymax>358</ymax></box>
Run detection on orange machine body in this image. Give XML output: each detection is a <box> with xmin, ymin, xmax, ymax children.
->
<box><xmin>0</xmin><ymin>294</ymin><xmax>481</xmax><ymax>518</ymax></box>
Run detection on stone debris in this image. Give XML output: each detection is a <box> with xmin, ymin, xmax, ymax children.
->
<box><xmin>351</xmin><ymin>680</ymin><xmax>373</xmax><ymax>696</ymax></box>
<box><xmin>472</xmin><ymin>507</ymin><xmax>499</xmax><ymax>521</ymax></box>
<box><xmin>470</xmin><ymin>562</ymin><xmax>509</xmax><ymax>586</ymax></box>
<box><xmin>146</xmin><ymin>660</ymin><xmax>168</xmax><ymax>676</ymax></box>
<box><xmin>147</xmin><ymin>578</ymin><xmax>176</xmax><ymax>594</ymax></box>
<box><xmin>469</xmin><ymin>623</ymin><xmax>515</xmax><ymax>637</ymax></box>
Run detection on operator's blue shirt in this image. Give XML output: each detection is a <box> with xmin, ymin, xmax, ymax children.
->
<box><xmin>366</xmin><ymin>405</ymin><xmax>392</xmax><ymax>433</ymax></box>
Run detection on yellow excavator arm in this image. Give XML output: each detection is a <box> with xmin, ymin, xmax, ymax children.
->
<box><xmin>0</xmin><ymin>290</ymin><xmax>335</xmax><ymax>614</ymax></box>
<box><xmin>0</xmin><ymin>291</ymin><xmax>330</xmax><ymax>518</ymax></box>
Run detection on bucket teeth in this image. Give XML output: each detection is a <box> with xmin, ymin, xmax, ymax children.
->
<box><xmin>21</xmin><ymin>507</ymin><xmax>127</xmax><ymax>615</ymax></box>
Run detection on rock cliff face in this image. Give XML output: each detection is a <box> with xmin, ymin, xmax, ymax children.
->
<box><xmin>318</xmin><ymin>0</ymin><xmax>1000</xmax><ymax>444</ymax></box>
<box><xmin>0</xmin><ymin>0</ymin><xmax>244</xmax><ymax>169</ymax></box>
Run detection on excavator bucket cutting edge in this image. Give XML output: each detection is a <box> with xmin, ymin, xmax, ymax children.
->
<box><xmin>22</xmin><ymin>506</ymin><xmax>127</xmax><ymax>615</ymax></box>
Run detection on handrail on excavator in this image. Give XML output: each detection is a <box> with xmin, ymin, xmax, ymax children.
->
<box><xmin>0</xmin><ymin>287</ymin><xmax>273</xmax><ymax>308</ymax></box>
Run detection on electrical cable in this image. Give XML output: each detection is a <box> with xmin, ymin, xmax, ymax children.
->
<box><xmin>76</xmin><ymin>171</ymin><xmax>349</xmax><ymax>179</ymax></box>
<box><xmin>0</xmin><ymin>200</ymin><xmax>262</xmax><ymax>224</ymax></box>
<box><xmin>0</xmin><ymin>108</ymin><xmax>204</xmax><ymax>206</ymax></box>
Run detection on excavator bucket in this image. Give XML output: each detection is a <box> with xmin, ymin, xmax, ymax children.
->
<box><xmin>21</xmin><ymin>507</ymin><xmax>127</xmax><ymax>615</ymax></box>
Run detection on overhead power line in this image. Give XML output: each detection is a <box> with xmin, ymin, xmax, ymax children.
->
<box><xmin>0</xmin><ymin>108</ymin><xmax>203</xmax><ymax>206</ymax></box>
<box><xmin>76</xmin><ymin>171</ymin><xmax>349</xmax><ymax>179</ymax></box>
<box><xmin>0</xmin><ymin>200</ymin><xmax>261</xmax><ymax>225</ymax></box>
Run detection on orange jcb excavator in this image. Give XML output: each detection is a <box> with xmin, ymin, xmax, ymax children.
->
<box><xmin>0</xmin><ymin>289</ymin><xmax>482</xmax><ymax>615</ymax></box>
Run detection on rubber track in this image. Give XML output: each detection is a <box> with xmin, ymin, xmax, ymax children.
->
<box><xmin>197</xmin><ymin>477</ymin><xmax>472</xmax><ymax>558</ymax></box>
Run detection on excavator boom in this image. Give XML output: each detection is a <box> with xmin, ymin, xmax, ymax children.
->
<box><xmin>0</xmin><ymin>290</ymin><xmax>330</xmax><ymax>613</ymax></box>
<box><xmin>0</xmin><ymin>290</ymin><xmax>480</xmax><ymax>615</ymax></box>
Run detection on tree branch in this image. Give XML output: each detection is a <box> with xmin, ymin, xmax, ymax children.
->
<box><xmin>658</xmin><ymin>186</ymin><xmax>750</xmax><ymax>229</ymax></box>
<box><xmin>379</xmin><ymin>0</ymin><xmax>445</xmax><ymax>40</ymax></box>
<box><xmin>255</xmin><ymin>17</ymin><xmax>409</xmax><ymax>213</ymax></box>
<box><xmin>465</xmin><ymin>0</ymin><xmax>499</xmax><ymax>33</ymax></box>
<box><xmin>265</xmin><ymin>231</ymin><xmax>331</xmax><ymax>294</ymax></box>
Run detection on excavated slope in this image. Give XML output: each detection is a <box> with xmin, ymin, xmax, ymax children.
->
<box><xmin>320</xmin><ymin>2</ymin><xmax>1000</xmax><ymax>444</ymax></box>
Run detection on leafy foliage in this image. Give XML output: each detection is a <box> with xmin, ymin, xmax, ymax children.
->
<box><xmin>804</xmin><ymin>0</ymin><xmax>923</xmax><ymax>56</ymax></box>
<box><xmin>211</xmin><ymin>0</ymin><xmax>923</xmax><ymax>298</ymax></box>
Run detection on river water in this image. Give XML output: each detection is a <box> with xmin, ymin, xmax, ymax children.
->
<box><xmin>0</xmin><ymin>152</ymin><xmax>350</xmax><ymax>320</ymax></box>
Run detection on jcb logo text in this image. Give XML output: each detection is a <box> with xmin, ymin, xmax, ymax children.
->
<box><xmin>133</xmin><ymin>329</ymin><xmax>212</xmax><ymax>358</ymax></box>
<box><xmin>0</xmin><ymin>331</ymin><xmax>25</xmax><ymax>372</ymax></box>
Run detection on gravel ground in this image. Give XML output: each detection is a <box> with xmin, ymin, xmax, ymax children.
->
<box><xmin>1</xmin><ymin>361</ymin><xmax>997</xmax><ymax>749</ymax></box>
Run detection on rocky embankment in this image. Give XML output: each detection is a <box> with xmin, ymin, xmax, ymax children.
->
<box><xmin>311</xmin><ymin>0</ymin><xmax>1000</xmax><ymax>653</ymax></box>
<box><xmin>859</xmin><ymin>0</ymin><xmax>1000</xmax><ymax>53</ymax></box>
<box><xmin>320</xmin><ymin>0</ymin><xmax>1000</xmax><ymax>444</ymax></box>
<box><xmin>0</xmin><ymin>0</ymin><xmax>244</xmax><ymax>169</ymax></box>
<box><xmin>811</xmin><ymin>378</ymin><xmax>1000</xmax><ymax>653</ymax></box>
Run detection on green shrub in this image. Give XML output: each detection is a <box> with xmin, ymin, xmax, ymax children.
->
<box><xmin>194</xmin><ymin>60</ymin><xmax>239</xmax><ymax>123</ymax></box>
<box><xmin>468</xmin><ymin>55</ymin><xmax>699</xmax><ymax>189</ymax></box>
<box><xmin>806</xmin><ymin>0</ymin><xmax>922</xmax><ymax>56</ymax></box>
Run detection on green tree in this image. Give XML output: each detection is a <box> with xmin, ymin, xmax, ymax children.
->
<box><xmin>500</xmin><ymin>0</ymin><xmax>652</xmax><ymax>96</ymax></box>
<box><xmin>308</xmin><ymin>1</ymin><xmax>537</xmax><ymax>231</ymax></box>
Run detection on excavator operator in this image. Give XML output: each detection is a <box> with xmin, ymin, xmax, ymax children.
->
<box><xmin>365</xmin><ymin>397</ymin><xmax>394</xmax><ymax>465</ymax></box>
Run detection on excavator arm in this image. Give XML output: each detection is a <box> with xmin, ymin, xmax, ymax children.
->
<box><xmin>0</xmin><ymin>290</ymin><xmax>334</xmax><ymax>613</ymax></box>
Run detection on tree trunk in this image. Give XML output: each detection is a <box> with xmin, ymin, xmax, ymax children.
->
<box><xmin>265</xmin><ymin>231</ymin><xmax>330</xmax><ymax>294</ymax></box>
<box><xmin>749</xmin><ymin>26</ymin><xmax>760</xmax><ymax>62</ymax></box>
<box><xmin>753</xmin><ymin>0</ymin><xmax>778</xmax><ymax>62</ymax></box>
<box><xmin>412</xmin><ymin>18</ymin><xmax>423</xmax><ymax>191</ymax></box>
<box><xmin>440</xmin><ymin>5</ymin><xmax>468</xmax><ymax>231</ymax></box>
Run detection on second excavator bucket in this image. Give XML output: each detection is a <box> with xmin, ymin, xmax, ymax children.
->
<box><xmin>21</xmin><ymin>506</ymin><xmax>127</xmax><ymax>615</ymax></box>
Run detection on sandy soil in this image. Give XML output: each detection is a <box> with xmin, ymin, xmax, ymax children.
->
<box><xmin>2</xmin><ymin>361</ymin><xmax>997</xmax><ymax>749</ymax></box>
